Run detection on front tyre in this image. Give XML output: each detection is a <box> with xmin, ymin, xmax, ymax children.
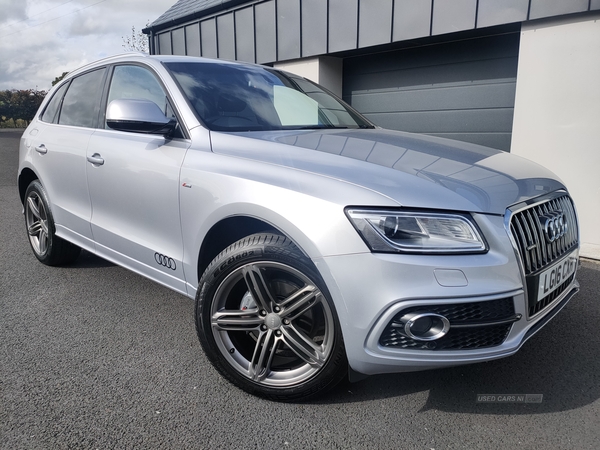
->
<box><xmin>24</xmin><ymin>180</ymin><xmax>81</xmax><ymax>266</ymax></box>
<box><xmin>196</xmin><ymin>233</ymin><xmax>347</xmax><ymax>402</ymax></box>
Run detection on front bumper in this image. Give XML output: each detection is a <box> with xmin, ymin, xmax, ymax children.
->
<box><xmin>315</xmin><ymin>213</ymin><xmax>579</xmax><ymax>376</ymax></box>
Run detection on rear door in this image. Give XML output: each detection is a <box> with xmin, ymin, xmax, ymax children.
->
<box><xmin>24</xmin><ymin>68</ymin><xmax>107</xmax><ymax>247</ymax></box>
<box><xmin>86</xmin><ymin>64</ymin><xmax>191</xmax><ymax>294</ymax></box>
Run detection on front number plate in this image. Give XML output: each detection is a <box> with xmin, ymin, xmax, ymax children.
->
<box><xmin>536</xmin><ymin>250</ymin><xmax>578</xmax><ymax>303</ymax></box>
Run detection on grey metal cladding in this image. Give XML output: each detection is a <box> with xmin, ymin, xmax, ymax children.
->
<box><xmin>172</xmin><ymin>28</ymin><xmax>186</xmax><ymax>56</ymax></box>
<box><xmin>393</xmin><ymin>0</ymin><xmax>432</xmax><ymax>41</ymax></box>
<box><xmin>277</xmin><ymin>0</ymin><xmax>301</xmax><ymax>61</ymax></box>
<box><xmin>255</xmin><ymin>1</ymin><xmax>277</xmax><ymax>63</ymax></box>
<box><xmin>358</xmin><ymin>0</ymin><xmax>393</xmax><ymax>48</ymax></box>
<box><xmin>529</xmin><ymin>0</ymin><xmax>589</xmax><ymax>20</ymax></box>
<box><xmin>158</xmin><ymin>32</ymin><xmax>172</xmax><ymax>55</ymax></box>
<box><xmin>301</xmin><ymin>0</ymin><xmax>327</xmax><ymax>57</ymax></box>
<box><xmin>329</xmin><ymin>0</ymin><xmax>358</xmax><ymax>53</ymax></box>
<box><xmin>185</xmin><ymin>24</ymin><xmax>201</xmax><ymax>57</ymax></box>
<box><xmin>343</xmin><ymin>33</ymin><xmax>519</xmax><ymax>151</ymax></box>
<box><xmin>151</xmin><ymin>0</ymin><xmax>600</xmax><ymax>60</ymax></box>
<box><xmin>432</xmin><ymin>0</ymin><xmax>477</xmax><ymax>35</ymax></box>
<box><xmin>217</xmin><ymin>13</ymin><xmax>236</xmax><ymax>60</ymax></box>
<box><xmin>201</xmin><ymin>19</ymin><xmax>218</xmax><ymax>58</ymax></box>
<box><xmin>477</xmin><ymin>0</ymin><xmax>529</xmax><ymax>28</ymax></box>
<box><xmin>235</xmin><ymin>7</ymin><xmax>255</xmax><ymax>63</ymax></box>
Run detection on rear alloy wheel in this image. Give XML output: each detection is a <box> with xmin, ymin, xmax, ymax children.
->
<box><xmin>196</xmin><ymin>233</ymin><xmax>347</xmax><ymax>401</ymax></box>
<box><xmin>24</xmin><ymin>180</ymin><xmax>81</xmax><ymax>266</ymax></box>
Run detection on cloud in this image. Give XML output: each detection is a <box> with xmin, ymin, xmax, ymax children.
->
<box><xmin>0</xmin><ymin>0</ymin><xmax>176</xmax><ymax>90</ymax></box>
<box><xmin>0</xmin><ymin>0</ymin><xmax>27</xmax><ymax>24</ymax></box>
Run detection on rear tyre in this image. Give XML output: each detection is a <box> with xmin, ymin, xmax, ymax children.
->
<box><xmin>196</xmin><ymin>233</ymin><xmax>347</xmax><ymax>402</ymax></box>
<box><xmin>24</xmin><ymin>180</ymin><xmax>81</xmax><ymax>266</ymax></box>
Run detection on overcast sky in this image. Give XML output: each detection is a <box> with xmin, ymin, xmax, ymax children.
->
<box><xmin>0</xmin><ymin>0</ymin><xmax>176</xmax><ymax>91</ymax></box>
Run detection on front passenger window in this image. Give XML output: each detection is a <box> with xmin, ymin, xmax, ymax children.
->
<box><xmin>106</xmin><ymin>65</ymin><xmax>182</xmax><ymax>138</ymax></box>
<box><xmin>107</xmin><ymin>66</ymin><xmax>167</xmax><ymax>117</ymax></box>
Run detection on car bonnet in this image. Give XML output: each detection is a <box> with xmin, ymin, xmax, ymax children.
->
<box><xmin>208</xmin><ymin>128</ymin><xmax>566</xmax><ymax>214</ymax></box>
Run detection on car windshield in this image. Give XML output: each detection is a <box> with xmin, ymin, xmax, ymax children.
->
<box><xmin>164</xmin><ymin>61</ymin><xmax>374</xmax><ymax>132</ymax></box>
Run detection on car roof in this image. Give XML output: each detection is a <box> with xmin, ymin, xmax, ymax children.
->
<box><xmin>65</xmin><ymin>53</ymin><xmax>265</xmax><ymax>81</ymax></box>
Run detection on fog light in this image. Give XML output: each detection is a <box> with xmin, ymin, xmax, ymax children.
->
<box><xmin>396</xmin><ymin>312</ymin><xmax>450</xmax><ymax>341</ymax></box>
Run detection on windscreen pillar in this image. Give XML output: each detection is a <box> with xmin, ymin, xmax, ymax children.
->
<box><xmin>274</xmin><ymin>57</ymin><xmax>343</xmax><ymax>98</ymax></box>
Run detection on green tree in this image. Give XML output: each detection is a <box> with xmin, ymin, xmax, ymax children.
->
<box><xmin>52</xmin><ymin>72</ymin><xmax>69</xmax><ymax>86</ymax></box>
<box><xmin>0</xmin><ymin>90</ymin><xmax>9</xmax><ymax>119</ymax></box>
<box><xmin>0</xmin><ymin>89</ymin><xmax>47</xmax><ymax>127</ymax></box>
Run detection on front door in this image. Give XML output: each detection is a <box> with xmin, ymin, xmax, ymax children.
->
<box><xmin>86</xmin><ymin>65</ymin><xmax>191</xmax><ymax>294</ymax></box>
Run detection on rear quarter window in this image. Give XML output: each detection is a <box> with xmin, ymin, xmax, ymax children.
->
<box><xmin>40</xmin><ymin>82</ymin><xmax>69</xmax><ymax>124</ymax></box>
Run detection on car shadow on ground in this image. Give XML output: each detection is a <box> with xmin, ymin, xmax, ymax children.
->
<box><xmin>67</xmin><ymin>250</ymin><xmax>116</xmax><ymax>269</ymax></box>
<box><xmin>317</xmin><ymin>265</ymin><xmax>600</xmax><ymax>414</ymax></box>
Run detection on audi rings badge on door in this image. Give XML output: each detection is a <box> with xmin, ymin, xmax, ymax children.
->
<box><xmin>154</xmin><ymin>253</ymin><xmax>176</xmax><ymax>270</ymax></box>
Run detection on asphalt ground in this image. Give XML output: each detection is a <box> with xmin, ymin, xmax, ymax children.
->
<box><xmin>1</xmin><ymin>129</ymin><xmax>599</xmax><ymax>449</ymax></box>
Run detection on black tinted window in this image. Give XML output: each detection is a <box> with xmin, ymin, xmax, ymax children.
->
<box><xmin>165</xmin><ymin>61</ymin><xmax>373</xmax><ymax>132</ymax></box>
<box><xmin>40</xmin><ymin>82</ymin><xmax>69</xmax><ymax>124</ymax></box>
<box><xmin>59</xmin><ymin>68</ymin><xmax>106</xmax><ymax>128</ymax></box>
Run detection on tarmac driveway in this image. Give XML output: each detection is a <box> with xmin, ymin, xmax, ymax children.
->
<box><xmin>1</xmin><ymin>129</ymin><xmax>599</xmax><ymax>449</ymax></box>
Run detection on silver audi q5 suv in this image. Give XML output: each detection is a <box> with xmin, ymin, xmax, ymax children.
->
<box><xmin>18</xmin><ymin>54</ymin><xmax>580</xmax><ymax>401</ymax></box>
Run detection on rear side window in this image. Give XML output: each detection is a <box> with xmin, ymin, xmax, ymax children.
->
<box><xmin>40</xmin><ymin>82</ymin><xmax>69</xmax><ymax>124</ymax></box>
<box><xmin>59</xmin><ymin>68</ymin><xmax>106</xmax><ymax>128</ymax></box>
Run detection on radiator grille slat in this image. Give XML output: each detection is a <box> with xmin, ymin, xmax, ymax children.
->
<box><xmin>509</xmin><ymin>194</ymin><xmax>578</xmax><ymax>317</ymax></box>
<box><xmin>510</xmin><ymin>195</ymin><xmax>578</xmax><ymax>276</ymax></box>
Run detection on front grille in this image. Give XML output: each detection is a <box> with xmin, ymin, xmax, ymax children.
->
<box><xmin>509</xmin><ymin>194</ymin><xmax>578</xmax><ymax>316</ymax></box>
<box><xmin>510</xmin><ymin>194</ymin><xmax>578</xmax><ymax>276</ymax></box>
<box><xmin>379</xmin><ymin>298</ymin><xmax>516</xmax><ymax>351</ymax></box>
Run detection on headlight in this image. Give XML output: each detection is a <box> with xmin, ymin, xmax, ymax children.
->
<box><xmin>346</xmin><ymin>208</ymin><xmax>487</xmax><ymax>254</ymax></box>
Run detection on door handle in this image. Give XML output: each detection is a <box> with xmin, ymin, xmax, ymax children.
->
<box><xmin>87</xmin><ymin>153</ymin><xmax>105</xmax><ymax>166</ymax></box>
<box><xmin>35</xmin><ymin>144</ymin><xmax>48</xmax><ymax>154</ymax></box>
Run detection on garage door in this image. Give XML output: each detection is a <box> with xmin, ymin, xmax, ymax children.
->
<box><xmin>343</xmin><ymin>33</ymin><xmax>519</xmax><ymax>151</ymax></box>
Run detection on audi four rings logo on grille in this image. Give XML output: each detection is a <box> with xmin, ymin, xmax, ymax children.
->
<box><xmin>539</xmin><ymin>211</ymin><xmax>567</xmax><ymax>243</ymax></box>
<box><xmin>154</xmin><ymin>253</ymin><xmax>176</xmax><ymax>270</ymax></box>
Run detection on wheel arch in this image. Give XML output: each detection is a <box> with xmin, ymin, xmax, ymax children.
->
<box><xmin>197</xmin><ymin>216</ymin><xmax>280</xmax><ymax>281</ymax></box>
<box><xmin>18</xmin><ymin>168</ymin><xmax>39</xmax><ymax>204</ymax></box>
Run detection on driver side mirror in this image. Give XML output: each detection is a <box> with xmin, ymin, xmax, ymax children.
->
<box><xmin>106</xmin><ymin>99</ymin><xmax>177</xmax><ymax>136</ymax></box>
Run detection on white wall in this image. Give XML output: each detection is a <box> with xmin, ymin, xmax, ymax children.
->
<box><xmin>274</xmin><ymin>57</ymin><xmax>343</xmax><ymax>97</ymax></box>
<box><xmin>511</xmin><ymin>13</ymin><xmax>600</xmax><ymax>259</ymax></box>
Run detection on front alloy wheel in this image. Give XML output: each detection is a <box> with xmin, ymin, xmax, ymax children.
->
<box><xmin>196</xmin><ymin>234</ymin><xmax>347</xmax><ymax>401</ymax></box>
